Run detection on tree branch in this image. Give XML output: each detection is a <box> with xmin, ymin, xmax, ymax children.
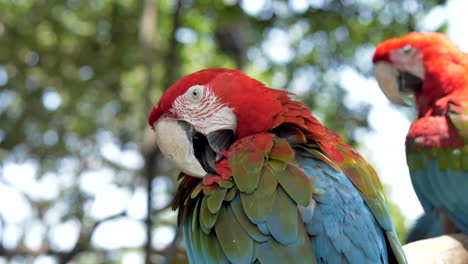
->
<box><xmin>0</xmin><ymin>212</ymin><xmax>126</xmax><ymax>262</ymax></box>
<box><xmin>56</xmin><ymin>212</ymin><xmax>127</xmax><ymax>264</ymax></box>
<box><xmin>403</xmin><ymin>233</ymin><xmax>468</xmax><ymax>263</ymax></box>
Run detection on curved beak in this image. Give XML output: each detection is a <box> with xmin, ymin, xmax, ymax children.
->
<box><xmin>154</xmin><ymin>118</ymin><xmax>207</xmax><ymax>178</ymax></box>
<box><xmin>153</xmin><ymin>118</ymin><xmax>235</xmax><ymax>178</ymax></box>
<box><xmin>375</xmin><ymin>62</ymin><xmax>408</xmax><ymax>106</ymax></box>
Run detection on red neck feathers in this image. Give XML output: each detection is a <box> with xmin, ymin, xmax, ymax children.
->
<box><xmin>207</xmin><ymin>71</ymin><xmax>290</xmax><ymax>138</ymax></box>
<box><xmin>417</xmin><ymin>50</ymin><xmax>468</xmax><ymax>116</ymax></box>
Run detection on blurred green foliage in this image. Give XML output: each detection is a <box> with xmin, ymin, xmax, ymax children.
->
<box><xmin>0</xmin><ymin>0</ymin><xmax>445</xmax><ymax>263</ymax></box>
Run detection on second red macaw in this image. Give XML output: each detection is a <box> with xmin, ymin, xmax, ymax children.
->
<box><xmin>373</xmin><ymin>32</ymin><xmax>468</xmax><ymax>241</ymax></box>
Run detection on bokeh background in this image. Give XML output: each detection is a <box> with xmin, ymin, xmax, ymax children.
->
<box><xmin>1</xmin><ymin>0</ymin><xmax>466</xmax><ymax>263</ymax></box>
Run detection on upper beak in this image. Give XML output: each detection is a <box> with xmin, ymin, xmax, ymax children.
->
<box><xmin>375</xmin><ymin>62</ymin><xmax>408</xmax><ymax>106</ymax></box>
<box><xmin>153</xmin><ymin>118</ymin><xmax>235</xmax><ymax>178</ymax></box>
<box><xmin>375</xmin><ymin>62</ymin><xmax>423</xmax><ymax>106</ymax></box>
<box><xmin>153</xmin><ymin>118</ymin><xmax>207</xmax><ymax>178</ymax></box>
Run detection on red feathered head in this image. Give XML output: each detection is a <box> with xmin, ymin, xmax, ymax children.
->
<box><xmin>373</xmin><ymin>32</ymin><xmax>468</xmax><ymax>114</ymax></box>
<box><xmin>148</xmin><ymin>68</ymin><xmax>289</xmax><ymax>177</ymax></box>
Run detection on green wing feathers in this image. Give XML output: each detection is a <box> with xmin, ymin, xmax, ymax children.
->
<box><xmin>448</xmin><ymin>100</ymin><xmax>468</xmax><ymax>142</ymax></box>
<box><xmin>180</xmin><ymin>133</ymin><xmax>317</xmax><ymax>264</ymax></box>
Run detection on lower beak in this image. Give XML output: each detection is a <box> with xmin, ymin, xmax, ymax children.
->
<box><xmin>153</xmin><ymin>118</ymin><xmax>207</xmax><ymax>178</ymax></box>
<box><xmin>398</xmin><ymin>71</ymin><xmax>423</xmax><ymax>94</ymax></box>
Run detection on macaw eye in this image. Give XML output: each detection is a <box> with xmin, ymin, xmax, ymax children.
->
<box><xmin>400</xmin><ymin>45</ymin><xmax>414</xmax><ymax>55</ymax></box>
<box><xmin>187</xmin><ymin>85</ymin><xmax>204</xmax><ymax>103</ymax></box>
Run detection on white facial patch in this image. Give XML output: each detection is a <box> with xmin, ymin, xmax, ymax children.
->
<box><xmin>172</xmin><ymin>85</ymin><xmax>237</xmax><ymax>135</ymax></box>
<box><xmin>153</xmin><ymin>118</ymin><xmax>207</xmax><ymax>178</ymax></box>
<box><xmin>389</xmin><ymin>46</ymin><xmax>425</xmax><ymax>80</ymax></box>
<box><xmin>375</xmin><ymin>62</ymin><xmax>408</xmax><ymax>106</ymax></box>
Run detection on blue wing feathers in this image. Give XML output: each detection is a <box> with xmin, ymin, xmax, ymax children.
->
<box><xmin>184</xmin><ymin>215</ymin><xmax>198</xmax><ymax>263</ymax></box>
<box><xmin>185</xmin><ymin>150</ymin><xmax>401</xmax><ymax>263</ymax></box>
<box><xmin>298</xmin><ymin>154</ymin><xmax>390</xmax><ymax>264</ymax></box>
<box><xmin>409</xmin><ymin>170</ymin><xmax>432</xmax><ymax>211</ymax></box>
<box><xmin>411</xmin><ymin>159</ymin><xmax>468</xmax><ymax>234</ymax></box>
<box><xmin>405</xmin><ymin>209</ymin><xmax>443</xmax><ymax>243</ymax></box>
<box><xmin>257</xmin><ymin>222</ymin><xmax>270</xmax><ymax>235</ymax></box>
<box><xmin>323</xmin><ymin>215</ymin><xmax>340</xmax><ymax>239</ymax></box>
<box><xmin>427</xmin><ymin>161</ymin><xmax>445</xmax><ymax>208</ymax></box>
<box><xmin>313</xmin><ymin>236</ymin><xmax>340</xmax><ymax>263</ymax></box>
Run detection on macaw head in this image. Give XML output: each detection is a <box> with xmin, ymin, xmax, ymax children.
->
<box><xmin>148</xmin><ymin>68</ymin><xmax>287</xmax><ymax>178</ymax></box>
<box><xmin>373</xmin><ymin>32</ymin><xmax>466</xmax><ymax>112</ymax></box>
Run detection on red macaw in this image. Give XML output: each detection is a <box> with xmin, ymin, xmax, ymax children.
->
<box><xmin>149</xmin><ymin>68</ymin><xmax>407</xmax><ymax>263</ymax></box>
<box><xmin>373</xmin><ymin>32</ymin><xmax>468</xmax><ymax>242</ymax></box>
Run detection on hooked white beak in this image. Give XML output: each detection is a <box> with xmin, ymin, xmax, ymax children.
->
<box><xmin>375</xmin><ymin>62</ymin><xmax>408</xmax><ymax>106</ymax></box>
<box><xmin>153</xmin><ymin>118</ymin><xmax>207</xmax><ymax>178</ymax></box>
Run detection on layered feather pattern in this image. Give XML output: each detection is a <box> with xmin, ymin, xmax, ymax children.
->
<box><xmin>173</xmin><ymin>97</ymin><xmax>406</xmax><ymax>263</ymax></box>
